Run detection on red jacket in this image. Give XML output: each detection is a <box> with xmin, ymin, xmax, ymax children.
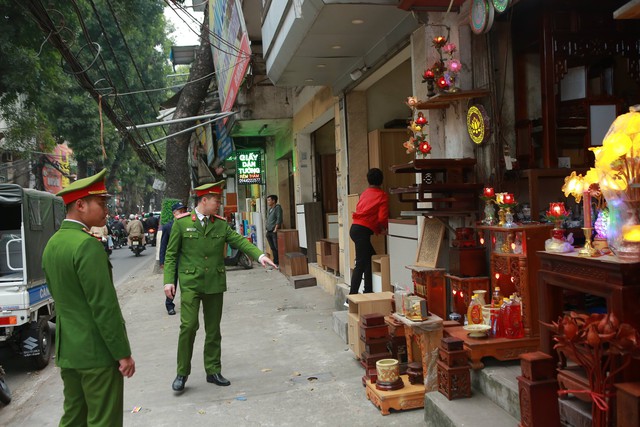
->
<box><xmin>352</xmin><ymin>187</ymin><xmax>389</xmax><ymax>234</ymax></box>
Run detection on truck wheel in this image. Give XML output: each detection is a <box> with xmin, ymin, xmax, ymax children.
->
<box><xmin>31</xmin><ymin>318</ymin><xmax>52</xmax><ymax>370</ymax></box>
<box><xmin>239</xmin><ymin>252</ymin><xmax>253</xmax><ymax>269</ymax></box>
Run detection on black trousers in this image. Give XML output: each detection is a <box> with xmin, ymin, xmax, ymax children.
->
<box><xmin>266</xmin><ymin>230</ymin><xmax>278</xmax><ymax>265</ymax></box>
<box><xmin>349</xmin><ymin>224</ymin><xmax>375</xmax><ymax>294</ymax></box>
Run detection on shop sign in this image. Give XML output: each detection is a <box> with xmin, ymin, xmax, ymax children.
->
<box><xmin>236</xmin><ymin>150</ymin><xmax>263</xmax><ymax>184</ymax></box>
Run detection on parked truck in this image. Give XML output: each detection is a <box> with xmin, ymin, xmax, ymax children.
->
<box><xmin>0</xmin><ymin>184</ymin><xmax>63</xmax><ymax>370</ymax></box>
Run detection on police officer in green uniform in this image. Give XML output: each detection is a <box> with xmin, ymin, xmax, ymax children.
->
<box><xmin>164</xmin><ymin>181</ymin><xmax>277</xmax><ymax>392</ymax></box>
<box><xmin>42</xmin><ymin>169</ymin><xmax>135</xmax><ymax>427</ymax></box>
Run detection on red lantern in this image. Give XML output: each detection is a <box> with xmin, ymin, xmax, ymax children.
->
<box><xmin>436</xmin><ymin>76</ymin><xmax>449</xmax><ymax>89</ymax></box>
<box><xmin>415</xmin><ymin>112</ymin><xmax>427</xmax><ymax>126</ymax></box>
<box><xmin>483</xmin><ymin>187</ymin><xmax>494</xmax><ymax>197</ymax></box>
<box><xmin>419</xmin><ymin>140</ymin><xmax>432</xmax><ymax>154</ymax></box>
<box><xmin>423</xmin><ymin>69</ymin><xmax>435</xmax><ymax>80</ymax></box>
<box><xmin>503</xmin><ymin>193</ymin><xmax>515</xmax><ymax>205</ymax></box>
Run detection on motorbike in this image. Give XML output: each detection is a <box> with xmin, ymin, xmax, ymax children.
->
<box><xmin>129</xmin><ymin>235</ymin><xmax>145</xmax><ymax>257</ymax></box>
<box><xmin>0</xmin><ymin>365</ymin><xmax>11</xmax><ymax>405</ymax></box>
<box><xmin>224</xmin><ymin>246</ymin><xmax>253</xmax><ymax>269</ymax></box>
<box><xmin>100</xmin><ymin>236</ymin><xmax>112</xmax><ymax>257</ymax></box>
<box><xmin>112</xmin><ymin>229</ymin><xmax>126</xmax><ymax>249</ymax></box>
<box><xmin>145</xmin><ymin>228</ymin><xmax>157</xmax><ymax>247</ymax></box>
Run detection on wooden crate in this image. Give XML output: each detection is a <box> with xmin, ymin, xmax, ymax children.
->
<box><xmin>347</xmin><ymin>292</ymin><xmax>394</xmax><ymax>357</ymax></box>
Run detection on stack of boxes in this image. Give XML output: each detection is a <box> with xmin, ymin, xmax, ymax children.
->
<box><xmin>436</xmin><ymin>337</ymin><xmax>471</xmax><ymax>400</ymax></box>
<box><xmin>359</xmin><ymin>313</ymin><xmax>390</xmax><ymax>384</ymax></box>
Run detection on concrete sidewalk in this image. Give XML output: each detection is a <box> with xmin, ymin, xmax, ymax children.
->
<box><xmin>0</xmin><ymin>262</ymin><xmax>425</xmax><ymax>426</ymax></box>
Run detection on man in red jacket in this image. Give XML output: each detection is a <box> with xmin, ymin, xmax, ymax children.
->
<box><xmin>349</xmin><ymin>168</ymin><xmax>389</xmax><ymax>295</ymax></box>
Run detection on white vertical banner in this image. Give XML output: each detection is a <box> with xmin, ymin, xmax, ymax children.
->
<box><xmin>252</xmin><ymin>212</ymin><xmax>264</xmax><ymax>252</ymax></box>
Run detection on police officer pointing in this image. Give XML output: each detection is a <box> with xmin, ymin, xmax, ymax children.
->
<box><xmin>164</xmin><ymin>181</ymin><xmax>277</xmax><ymax>392</ymax></box>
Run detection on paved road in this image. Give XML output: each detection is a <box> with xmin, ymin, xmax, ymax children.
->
<box><xmin>0</xmin><ymin>244</ymin><xmax>156</xmax><ymax>409</ymax></box>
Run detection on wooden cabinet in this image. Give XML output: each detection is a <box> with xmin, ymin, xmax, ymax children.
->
<box><xmin>295</xmin><ymin>202</ymin><xmax>323</xmax><ymax>262</ymax></box>
<box><xmin>371</xmin><ymin>254</ymin><xmax>391</xmax><ymax>293</ymax></box>
<box><xmin>368</xmin><ymin>129</ymin><xmax>415</xmax><ymax>219</ymax></box>
<box><xmin>477</xmin><ymin>224</ymin><xmax>552</xmax><ymax>337</ymax></box>
<box><xmin>277</xmin><ymin>229</ymin><xmax>300</xmax><ymax>272</ymax></box>
<box><xmin>537</xmin><ymin>252</ymin><xmax>640</xmax><ymax>357</ymax></box>
<box><xmin>346</xmin><ymin>292</ymin><xmax>394</xmax><ymax>358</ymax></box>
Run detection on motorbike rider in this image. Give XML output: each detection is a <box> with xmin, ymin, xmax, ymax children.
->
<box><xmin>89</xmin><ymin>225</ymin><xmax>114</xmax><ymax>251</ymax></box>
<box><xmin>111</xmin><ymin>216</ymin><xmax>126</xmax><ymax>247</ymax></box>
<box><xmin>126</xmin><ymin>214</ymin><xmax>145</xmax><ymax>247</ymax></box>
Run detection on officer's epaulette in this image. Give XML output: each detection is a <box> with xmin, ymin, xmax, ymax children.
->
<box><xmin>176</xmin><ymin>211</ymin><xmax>190</xmax><ymax>219</ymax></box>
<box><xmin>213</xmin><ymin>214</ymin><xmax>226</xmax><ymax>221</ymax></box>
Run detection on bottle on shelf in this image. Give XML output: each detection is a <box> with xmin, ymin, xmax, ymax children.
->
<box><xmin>491</xmin><ymin>287</ymin><xmax>503</xmax><ymax>308</ymax></box>
<box><xmin>467</xmin><ymin>294</ymin><xmax>484</xmax><ymax>325</ymax></box>
<box><xmin>503</xmin><ymin>294</ymin><xmax>525</xmax><ymax>339</ymax></box>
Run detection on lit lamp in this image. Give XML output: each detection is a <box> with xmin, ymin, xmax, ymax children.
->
<box><xmin>562</xmin><ymin>172</ymin><xmax>597</xmax><ymax>256</ymax></box>
<box><xmin>481</xmin><ymin>187</ymin><xmax>496</xmax><ymax>225</ymax></box>
<box><xmin>544</xmin><ymin>202</ymin><xmax>573</xmax><ymax>253</ymax></box>
<box><xmin>495</xmin><ymin>193</ymin><xmax>517</xmax><ymax>227</ymax></box>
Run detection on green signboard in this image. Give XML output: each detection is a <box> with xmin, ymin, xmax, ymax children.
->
<box><xmin>236</xmin><ymin>150</ymin><xmax>263</xmax><ymax>184</ymax></box>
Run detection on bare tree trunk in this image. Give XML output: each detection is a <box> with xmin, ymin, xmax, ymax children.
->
<box><xmin>165</xmin><ymin>9</ymin><xmax>214</xmax><ymax>201</ymax></box>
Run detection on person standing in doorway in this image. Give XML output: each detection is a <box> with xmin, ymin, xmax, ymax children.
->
<box><xmin>42</xmin><ymin>169</ymin><xmax>135</xmax><ymax>426</ymax></box>
<box><xmin>349</xmin><ymin>168</ymin><xmax>389</xmax><ymax>295</ymax></box>
<box><xmin>159</xmin><ymin>202</ymin><xmax>188</xmax><ymax>315</ymax></box>
<box><xmin>265</xmin><ymin>194</ymin><xmax>283</xmax><ymax>266</ymax></box>
<box><xmin>164</xmin><ymin>181</ymin><xmax>278</xmax><ymax>393</ymax></box>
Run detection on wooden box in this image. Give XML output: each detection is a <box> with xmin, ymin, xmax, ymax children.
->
<box><xmin>449</xmin><ymin>247</ymin><xmax>487</xmax><ymax>277</ymax></box>
<box><xmin>372</xmin><ymin>254</ymin><xmax>391</xmax><ymax>292</ymax></box>
<box><xmin>360</xmin><ymin>350</ymin><xmax>393</xmax><ymax>368</ymax></box>
<box><xmin>438</xmin><ymin>348</ymin><xmax>469</xmax><ymax>368</ymax></box>
<box><xmin>284</xmin><ymin>252</ymin><xmax>308</xmax><ymax>277</ymax></box>
<box><xmin>347</xmin><ymin>292</ymin><xmax>394</xmax><ymax>357</ymax></box>
<box><xmin>520</xmin><ymin>351</ymin><xmax>555</xmax><ymax>381</ymax></box>
<box><xmin>288</xmin><ymin>274</ymin><xmax>316</xmax><ymax>289</ymax></box>
<box><xmin>440</xmin><ymin>336</ymin><xmax>464</xmax><ymax>352</ymax></box>
<box><xmin>319</xmin><ymin>238</ymin><xmax>339</xmax><ymax>274</ymax></box>
<box><xmin>408</xmin><ymin>266</ymin><xmax>447</xmax><ymax>319</ymax></box>
<box><xmin>361</xmin><ymin>313</ymin><xmax>386</xmax><ymax>327</ymax></box>
<box><xmin>363</xmin><ymin>337</ymin><xmax>391</xmax><ymax>355</ymax></box>
<box><xmin>436</xmin><ymin>360</ymin><xmax>471</xmax><ymax>400</ymax></box>
<box><xmin>360</xmin><ymin>324</ymin><xmax>389</xmax><ymax>341</ymax></box>
<box><xmin>277</xmin><ymin>229</ymin><xmax>300</xmax><ymax>273</ymax></box>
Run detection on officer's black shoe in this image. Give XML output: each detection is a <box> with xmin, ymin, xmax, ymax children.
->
<box><xmin>172</xmin><ymin>375</ymin><xmax>188</xmax><ymax>392</ymax></box>
<box><xmin>206</xmin><ymin>373</ymin><xmax>230</xmax><ymax>386</ymax></box>
<box><xmin>167</xmin><ymin>309</ymin><xmax>176</xmax><ymax>315</ymax></box>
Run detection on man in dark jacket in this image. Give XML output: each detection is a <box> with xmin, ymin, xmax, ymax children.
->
<box><xmin>159</xmin><ymin>202</ymin><xmax>187</xmax><ymax>315</ymax></box>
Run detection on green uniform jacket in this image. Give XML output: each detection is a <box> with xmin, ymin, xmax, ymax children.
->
<box><xmin>164</xmin><ymin>213</ymin><xmax>263</xmax><ymax>293</ymax></box>
<box><xmin>42</xmin><ymin>220</ymin><xmax>131</xmax><ymax>369</ymax></box>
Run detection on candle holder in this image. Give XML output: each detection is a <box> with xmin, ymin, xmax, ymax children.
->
<box><xmin>497</xmin><ymin>206</ymin><xmax>506</xmax><ymax>226</ymax></box>
<box><xmin>482</xmin><ymin>200</ymin><xmax>496</xmax><ymax>225</ymax></box>
<box><xmin>504</xmin><ymin>207</ymin><xmax>515</xmax><ymax>228</ymax></box>
<box><xmin>579</xmin><ymin>227</ymin><xmax>597</xmax><ymax>257</ymax></box>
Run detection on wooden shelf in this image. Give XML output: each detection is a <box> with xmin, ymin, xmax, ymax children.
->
<box><xmin>415</xmin><ymin>89</ymin><xmax>490</xmax><ymax>110</ymax></box>
<box><xmin>390</xmin><ymin>158</ymin><xmax>477</xmax><ymax>174</ymax></box>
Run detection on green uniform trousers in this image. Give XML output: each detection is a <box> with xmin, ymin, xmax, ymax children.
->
<box><xmin>59</xmin><ymin>365</ymin><xmax>123</xmax><ymax>427</ymax></box>
<box><xmin>177</xmin><ymin>288</ymin><xmax>224</xmax><ymax>376</ymax></box>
